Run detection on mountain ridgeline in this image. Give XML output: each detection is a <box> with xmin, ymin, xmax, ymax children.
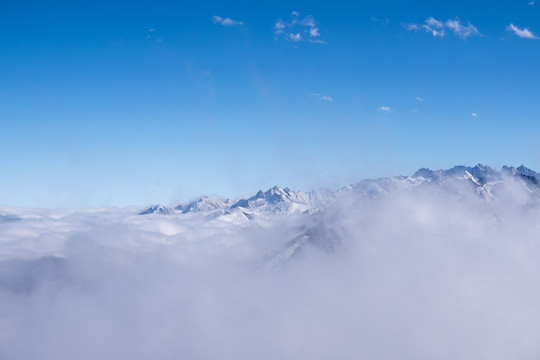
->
<box><xmin>139</xmin><ymin>164</ymin><xmax>540</xmax><ymax>217</ymax></box>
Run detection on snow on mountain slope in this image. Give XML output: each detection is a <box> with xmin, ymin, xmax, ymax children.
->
<box><xmin>138</xmin><ymin>204</ymin><xmax>170</xmax><ymax>215</ymax></box>
<box><xmin>138</xmin><ymin>164</ymin><xmax>540</xmax><ymax>220</ymax></box>
<box><xmin>231</xmin><ymin>186</ymin><xmax>336</xmax><ymax>216</ymax></box>
<box><xmin>256</xmin><ymin>164</ymin><xmax>540</xmax><ymax>270</ymax></box>
<box><xmin>176</xmin><ymin>196</ymin><xmax>234</xmax><ymax>214</ymax></box>
<box><xmin>139</xmin><ymin>186</ymin><xmax>336</xmax><ymax>217</ymax></box>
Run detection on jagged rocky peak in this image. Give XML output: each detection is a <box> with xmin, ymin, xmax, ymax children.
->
<box><xmin>263</xmin><ymin>186</ymin><xmax>295</xmax><ymax>204</ymax></box>
<box><xmin>502</xmin><ymin>165</ymin><xmax>539</xmax><ymax>185</ymax></box>
<box><xmin>232</xmin><ymin>186</ymin><xmax>297</xmax><ymax>209</ymax></box>
<box><xmin>443</xmin><ymin>165</ymin><xmax>482</xmax><ymax>179</ymax></box>
<box><xmin>138</xmin><ymin>164</ymin><xmax>540</xmax><ymax>216</ymax></box>
<box><xmin>503</xmin><ymin>165</ymin><xmax>537</xmax><ymax>176</ymax></box>
<box><xmin>516</xmin><ymin>165</ymin><xmax>537</xmax><ymax>177</ymax></box>
<box><xmin>502</xmin><ymin>165</ymin><xmax>518</xmax><ymax>175</ymax></box>
<box><xmin>412</xmin><ymin>164</ymin><xmax>498</xmax><ymax>185</ymax></box>
<box><xmin>469</xmin><ymin>164</ymin><xmax>499</xmax><ymax>184</ymax></box>
<box><xmin>176</xmin><ymin>196</ymin><xmax>230</xmax><ymax>214</ymax></box>
<box><xmin>412</xmin><ymin>168</ymin><xmax>435</xmax><ymax>179</ymax></box>
<box><xmin>138</xmin><ymin>204</ymin><xmax>170</xmax><ymax>215</ymax></box>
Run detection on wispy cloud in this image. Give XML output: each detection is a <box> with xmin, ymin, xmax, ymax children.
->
<box><xmin>212</xmin><ymin>15</ymin><xmax>243</xmax><ymax>26</ymax></box>
<box><xmin>528</xmin><ymin>1</ymin><xmax>535</xmax><ymax>6</ymax></box>
<box><xmin>311</xmin><ymin>93</ymin><xmax>333</xmax><ymax>102</ymax></box>
<box><xmin>445</xmin><ymin>18</ymin><xmax>481</xmax><ymax>39</ymax></box>
<box><xmin>401</xmin><ymin>23</ymin><xmax>419</xmax><ymax>31</ymax></box>
<box><xmin>506</xmin><ymin>23</ymin><xmax>538</xmax><ymax>39</ymax></box>
<box><xmin>415</xmin><ymin>96</ymin><xmax>424</xmax><ymax>102</ymax></box>
<box><xmin>371</xmin><ymin>17</ymin><xmax>389</xmax><ymax>25</ymax></box>
<box><xmin>472</xmin><ymin>112</ymin><xmax>478</xmax><ymax>117</ymax></box>
<box><xmin>378</xmin><ymin>106</ymin><xmax>391</xmax><ymax>112</ymax></box>
<box><xmin>422</xmin><ymin>17</ymin><xmax>446</xmax><ymax>37</ymax></box>
<box><xmin>405</xmin><ymin>17</ymin><xmax>481</xmax><ymax>39</ymax></box>
<box><xmin>274</xmin><ymin>12</ymin><xmax>326</xmax><ymax>44</ymax></box>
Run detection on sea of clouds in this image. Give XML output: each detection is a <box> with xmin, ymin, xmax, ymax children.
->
<box><xmin>1</xmin><ymin>180</ymin><xmax>540</xmax><ymax>359</ymax></box>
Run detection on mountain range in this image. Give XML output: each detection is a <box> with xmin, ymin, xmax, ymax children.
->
<box><xmin>139</xmin><ymin>163</ymin><xmax>540</xmax><ymax>270</ymax></box>
<box><xmin>139</xmin><ymin>164</ymin><xmax>540</xmax><ymax>217</ymax></box>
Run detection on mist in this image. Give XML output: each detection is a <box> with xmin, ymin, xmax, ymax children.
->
<box><xmin>1</xmin><ymin>181</ymin><xmax>540</xmax><ymax>359</ymax></box>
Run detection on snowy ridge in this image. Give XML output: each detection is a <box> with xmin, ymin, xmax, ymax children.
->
<box><xmin>140</xmin><ymin>186</ymin><xmax>336</xmax><ymax>217</ymax></box>
<box><xmin>139</xmin><ymin>164</ymin><xmax>540</xmax><ymax>217</ymax></box>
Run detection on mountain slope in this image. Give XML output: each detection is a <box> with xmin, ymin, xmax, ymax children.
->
<box><xmin>138</xmin><ymin>164</ymin><xmax>540</xmax><ymax>219</ymax></box>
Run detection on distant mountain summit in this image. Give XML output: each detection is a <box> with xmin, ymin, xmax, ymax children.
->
<box><xmin>139</xmin><ymin>164</ymin><xmax>540</xmax><ymax>217</ymax></box>
<box><xmin>138</xmin><ymin>204</ymin><xmax>170</xmax><ymax>215</ymax></box>
<box><xmin>175</xmin><ymin>196</ymin><xmax>233</xmax><ymax>214</ymax></box>
<box><xmin>412</xmin><ymin>164</ymin><xmax>500</xmax><ymax>184</ymax></box>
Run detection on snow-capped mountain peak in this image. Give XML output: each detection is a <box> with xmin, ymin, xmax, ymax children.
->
<box><xmin>175</xmin><ymin>196</ymin><xmax>232</xmax><ymax>214</ymax></box>
<box><xmin>138</xmin><ymin>204</ymin><xmax>170</xmax><ymax>215</ymax></box>
<box><xmin>138</xmin><ymin>164</ymin><xmax>540</xmax><ymax>218</ymax></box>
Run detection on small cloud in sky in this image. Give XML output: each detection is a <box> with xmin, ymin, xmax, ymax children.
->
<box><xmin>426</xmin><ymin>17</ymin><xmax>444</xmax><ymax>28</ymax></box>
<box><xmin>401</xmin><ymin>23</ymin><xmax>419</xmax><ymax>31</ymax></box>
<box><xmin>472</xmin><ymin>112</ymin><xmax>478</xmax><ymax>117</ymax></box>
<box><xmin>371</xmin><ymin>17</ymin><xmax>389</xmax><ymax>25</ymax></box>
<box><xmin>378</xmin><ymin>106</ymin><xmax>391</xmax><ymax>112</ymax></box>
<box><xmin>528</xmin><ymin>1</ymin><xmax>535</xmax><ymax>6</ymax></box>
<box><xmin>146</xmin><ymin>28</ymin><xmax>158</xmax><ymax>39</ymax></box>
<box><xmin>423</xmin><ymin>17</ymin><xmax>446</xmax><ymax>37</ymax></box>
<box><xmin>445</xmin><ymin>18</ymin><xmax>481</xmax><ymax>39</ymax></box>
<box><xmin>311</xmin><ymin>93</ymin><xmax>333</xmax><ymax>102</ymax></box>
<box><xmin>275</xmin><ymin>12</ymin><xmax>326</xmax><ymax>44</ymax></box>
<box><xmin>290</xmin><ymin>33</ymin><xmax>302</xmax><ymax>42</ymax></box>
<box><xmin>506</xmin><ymin>23</ymin><xmax>538</xmax><ymax>39</ymax></box>
<box><xmin>212</xmin><ymin>15</ymin><xmax>243</xmax><ymax>26</ymax></box>
<box><xmin>405</xmin><ymin>17</ymin><xmax>481</xmax><ymax>39</ymax></box>
<box><xmin>415</xmin><ymin>96</ymin><xmax>424</xmax><ymax>102</ymax></box>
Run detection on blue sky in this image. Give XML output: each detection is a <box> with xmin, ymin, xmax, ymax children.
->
<box><xmin>1</xmin><ymin>0</ymin><xmax>539</xmax><ymax>208</ymax></box>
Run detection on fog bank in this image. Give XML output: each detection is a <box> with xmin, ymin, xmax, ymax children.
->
<box><xmin>1</xmin><ymin>184</ymin><xmax>540</xmax><ymax>359</ymax></box>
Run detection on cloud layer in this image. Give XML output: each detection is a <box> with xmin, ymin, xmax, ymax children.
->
<box><xmin>2</xmin><ymin>176</ymin><xmax>540</xmax><ymax>358</ymax></box>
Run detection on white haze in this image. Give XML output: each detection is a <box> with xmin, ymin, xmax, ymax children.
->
<box><xmin>1</xmin><ymin>182</ymin><xmax>540</xmax><ymax>359</ymax></box>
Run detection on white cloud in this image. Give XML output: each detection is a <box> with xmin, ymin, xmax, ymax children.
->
<box><xmin>445</xmin><ymin>18</ymin><xmax>481</xmax><ymax>39</ymax></box>
<box><xmin>378</xmin><ymin>106</ymin><xmax>391</xmax><ymax>112</ymax></box>
<box><xmin>212</xmin><ymin>15</ymin><xmax>243</xmax><ymax>26</ymax></box>
<box><xmin>423</xmin><ymin>25</ymin><xmax>446</xmax><ymax>37</ymax></box>
<box><xmin>529</xmin><ymin>1</ymin><xmax>535</xmax><ymax>5</ymax></box>
<box><xmin>426</xmin><ymin>17</ymin><xmax>444</xmax><ymax>28</ymax></box>
<box><xmin>415</xmin><ymin>96</ymin><xmax>424</xmax><ymax>102</ymax></box>
<box><xmin>4</xmin><ymin>177</ymin><xmax>540</xmax><ymax>358</ymax></box>
<box><xmin>311</xmin><ymin>93</ymin><xmax>333</xmax><ymax>102</ymax></box>
<box><xmin>402</xmin><ymin>23</ymin><xmax>419</xmax><ymax>31</ymax></box>
<box><xmin>274</xmin><ymin>12</ymin><xmax>325</xmax><ymax>44</ymax></box>
<box><xmin>290</xmin><ymin>33</ymin><xmax>302</xmax><ymax>42</ymax></box>
<box><xmin>472</xmin><ymin>112</ymin><xmax>478</xmax><ymax>117</ymax></box>
<box><xmin>406</xmin><ymin>17</ymin><xmax>481</xmax><ymax>39</ymax></box>
<box><xmin>506</xmin><ymin>23</ymin><xmax>538</xmax><ymax>39</ymax></box>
